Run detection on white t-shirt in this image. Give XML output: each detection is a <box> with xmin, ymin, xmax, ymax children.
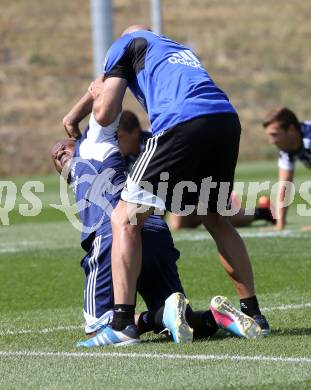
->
<box><xmin>278</xmin><ymin>121</ymin><xmax>311</xmax><ymax>171</ymax></box>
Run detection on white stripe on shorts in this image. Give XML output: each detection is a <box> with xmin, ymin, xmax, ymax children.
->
<box><xmin>131</xmin><ymin>135</ymin><xmax>159</xmax><ymax>183</ymax></box>
<box><xmin>130</xmin><ymin>136</ymin><xmax>155</xmax><ymax>183</ymax></box>
<box><xmin>91</xmin><ymin>236</ymin><xmax>101</xmax><ymax>317</ymax></box>
<box><xmin>86</xmin><ymin>236</ymin><xmax>101</xmax><ymax>317</ymax></box>
<box><xmin>85</xmin><ymin>242</ymin><xmax>95</xmax><ymax>315</ymax></box>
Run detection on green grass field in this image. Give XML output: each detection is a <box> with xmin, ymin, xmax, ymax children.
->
<box><xmin>1</xmin><ymin>161</ymin><xmax>311</xmax><ymax>389</ymax></box>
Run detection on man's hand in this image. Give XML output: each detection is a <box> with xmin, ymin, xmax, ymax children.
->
<box><xmin>62</xmin><ymin>90</ymin><xmax>94</xmax><ymax>139</ymax></box>
<box><xmin>275</xmin><ymin>220</ymin><xmax>285</xmax><ymax>230</ymax></box>
<box><xmin>260</xmin><ymin>224</ymin><xmax>284</xmax><ymax>232</ymax></box>
<box><xmin>273</xmin><ymin>168</ymin><xmax>294</xmax><ymax>232</ymax></box>
<box><xmin>63</xmin><ymin>114</ymin><xmax>82</xmax><ymax>140</ymax></box>
<box><xmin>301</xmin><ymin>225</ymin><xmax>311</xmax><ymax>231</ymax></box>
<box><xmin>88</xmin><ymin>75</ymin><xmax>105</xmax><ymax>99</ymax></box>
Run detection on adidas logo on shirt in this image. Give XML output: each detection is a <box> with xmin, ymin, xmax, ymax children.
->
<box><xmin>168</xmin><ymin>49</ymin><xmax>203</xmax><ymax>69</ymax></box>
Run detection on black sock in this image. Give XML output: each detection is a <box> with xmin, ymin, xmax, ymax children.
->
<box><xmin>202</xmin><ymin>310</ymin><xmax>218</xmax><ymax>331</ymax></box>
<box><xmin>111</xmin><ymin>304</ymin><xmax>135</xmax><ymax>331</ymax></box>
<box><xmin>186</xmin><ymin>307</ymin><xmax>218</xmax><ymax>338</ymax></box>
<box><xmin>153</xmin><ymin>306</ymin><xmax>165</xmax><ymax>332</ymax></box>
<box><xmin>240</xmin><ymin>296</ymin><xmax>261</xmax><ymax>317</ymax></box>
<box><xmin>137</xmin><ymin>311</ymin><xmax>155</xmax><ymax>335</ymax></box>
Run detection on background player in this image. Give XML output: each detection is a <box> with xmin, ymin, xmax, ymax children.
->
<box><xmin>263</xmin><ymin>107</ymin><xmax>311</xmax><ymax>230</ymax></box>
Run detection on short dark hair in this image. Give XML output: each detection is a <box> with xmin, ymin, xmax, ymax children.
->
<box><xmin>262</xmin><ymin>107</ymin><xmax>300</xmax><ymax>130</ymax></box>
<box><xmin>119</xmin><ymin>110</ymin><xmax>141</xmax><ymax>133</ymax></box>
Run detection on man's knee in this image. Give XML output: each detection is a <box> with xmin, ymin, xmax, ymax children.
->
<box><xmin>111</xmin><ymin>201</ymin><xmax>146</xmax><ymax>231</ymax></box>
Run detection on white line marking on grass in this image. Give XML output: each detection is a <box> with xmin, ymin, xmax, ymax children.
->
<box><xmin>0</xmin><ymin>248</ymin><xmax>18</xmax><ymax>253</ymax></box>
<box><xmin>1</xmin><ymin>302</ymin><xmax>310</xmax><ymax>337</ymax></box>
<box><xmin>0</xmin><ymin>240</ymin><xmax>77</xmax><ymax>254</ymax></box>
<box><xmin>263</xmin><ymin>302</ymin><xmax>311</xmax><ymax>312</ymax></box>
<box><xmin>0</xmin><ymin>351</ymin><xmax>310</xmax><ymax>364</ymax></box>
<box><xmin>240</xmin><ymin>230</ymin><xmax>301</xmax><ymax>238</ymax></box>
<box><xmin>0</xmin><ymin>325</ymin><xmax>83</xmax><ymax>337</ymax></box>
<box><xmin>174</xmin><ymin>229</ymin><xmax>308</xmax><ymax>242</ymax></box>
<box><xmin>1</xmin><ymin>230</ymin><xmax>307</xmax><ymax>254</ymax></box>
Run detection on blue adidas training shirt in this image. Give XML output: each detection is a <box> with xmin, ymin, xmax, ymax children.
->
<box><xmin>103</xmin><ymin>30</ymin><xmax>236</xmax><ymax>136</ymax></box>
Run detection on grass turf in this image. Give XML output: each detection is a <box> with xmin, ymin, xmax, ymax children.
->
<box><xmin>0</xmin><ymin>161</ymin><xmax>311</xmax><ymax>389</ymax></box>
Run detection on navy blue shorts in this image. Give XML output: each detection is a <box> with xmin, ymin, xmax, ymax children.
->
<box><xmin>81</xmin><ymin>226</ymin><xmax>184</xmax><ymax>319</ymax></box>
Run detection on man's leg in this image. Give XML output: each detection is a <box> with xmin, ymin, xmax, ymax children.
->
<box><xmin>136</xmin><ymin>305</ymin><xmax>218</xmax><ymax>338</ymax></box>
<box><xmin>200</xmin><ymin>212</ymin><xmax>255</xmax><ymax>299</ymax></box>
<box><xmin>137</xmin><ymin>298</ymin><xmax>262</xmax><ymax>339</ymax></box>
<box><xmin>230</xmin><ymin>207</ymin><xmax>276</xmax><ymax>227</ymax></box>
<box><xmin>199</xmin><ymin>212</ymin><xmax>270</xmax><ymax>334</ymax></box>
<box><xmin>110</xmin><ymin>200</ymin><xmax>153</xmax><ymax>330</ymax></box>
<box><xmin>77</xmin><ymin>234</ymin><xmax>115</xmax><ymax>346</ymax></box>
<box><xmin>80</xmin><ymin>235</ymin><xmax>115</xmax><ymax>334</ymax></box>
<box><xmin>168</xmin><ymin>212</ymin><xmax>201</xmax><ymax>230</ymax></box>
<box><xmin>137</xmin><ymin>223</ymin><xmax>194</xmax><ymax>343</ymax></box>
<box><xmin>229</xmin><ymin>209</ymin><xmax>255</xmax><ymax>227</ymax></box>
<box><xmin>168</xmin><ymin>208</ymin><xmax>274</xmax><ymax>230</ymax></box>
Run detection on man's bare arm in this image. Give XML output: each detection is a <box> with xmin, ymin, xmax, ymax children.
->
<box><xmin>276</xmin><ymin>168</ymin><xmax>294</xmax><ymax>230</ymax></box>
<box><xmin>91</xmin><ymin>76</ymin><xmax>128</xmax><ymax>126</ymax></box>
<box><xmin>63</xmin><ymin>91</ymin><xmax>94</xmax><ymax>139</ymax></box>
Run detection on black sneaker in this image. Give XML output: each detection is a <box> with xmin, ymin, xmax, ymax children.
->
<box><xmin>252</xmin><ymin>314</ymin><xmax>270</xmax><ymax>336</ymax></box>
